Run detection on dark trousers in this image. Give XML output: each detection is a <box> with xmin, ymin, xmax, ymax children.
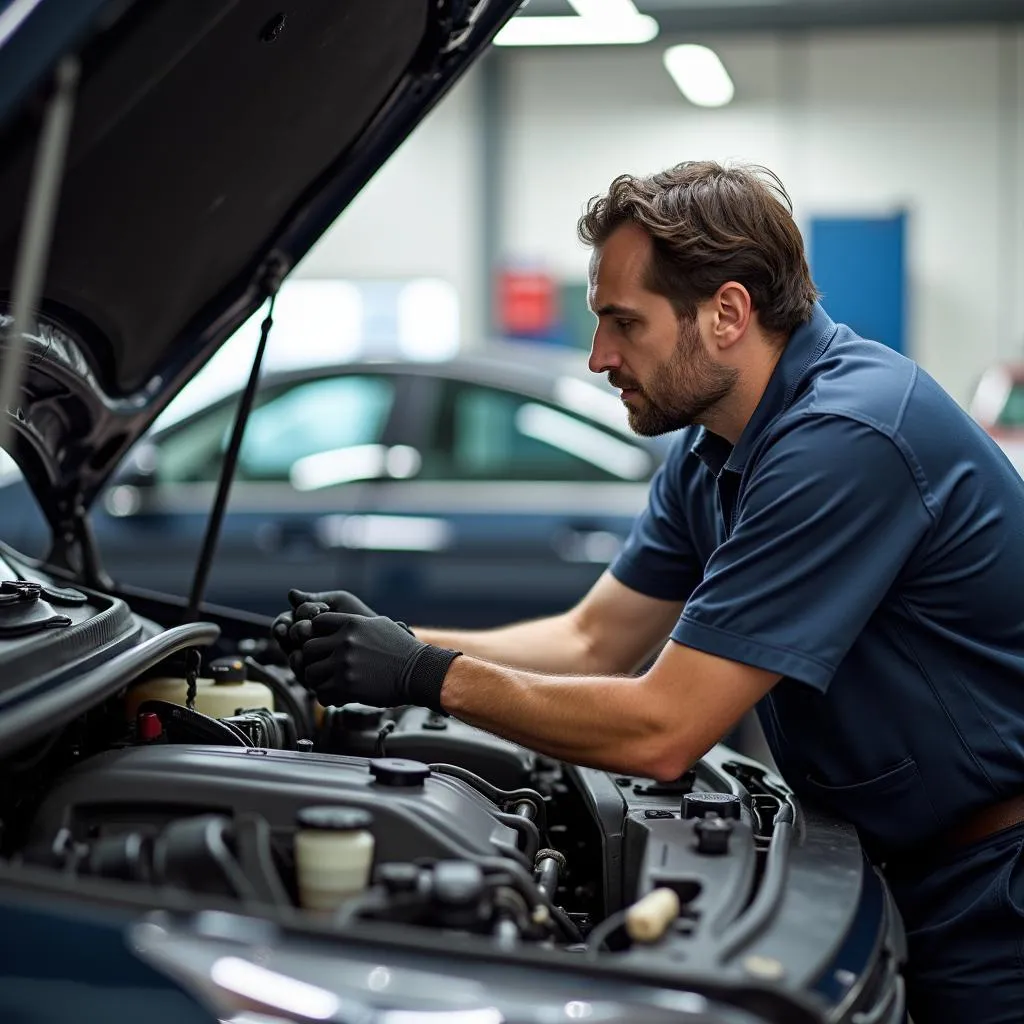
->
<box><xmin>884</xmin><ymin>822</ymin><xmax>1024</xmax><ymax>1024</ymax></box>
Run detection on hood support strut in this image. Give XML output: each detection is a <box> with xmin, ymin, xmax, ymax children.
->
<box><xmin>0</xmin><ymin>54</ymin><xmax>105</xmax><ymax>588</ymax></box>
<box><xmin>0</xmin><ymin>55</ymin><xmax>79</xmax><ymax>460</ymax></box>
<box><xmin>182</xmin><ymin>254</ymin><xmax>288</xmax><ymax>624</ymax></box>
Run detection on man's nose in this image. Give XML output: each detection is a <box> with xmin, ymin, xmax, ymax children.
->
<box><xmin>588</xmin><ymin>326</ymin><xmax>621</xmax><ymax>375</ymax></box>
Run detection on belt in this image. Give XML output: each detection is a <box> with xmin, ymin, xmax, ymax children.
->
<box><xmin>945</xmin><ymin>791</ymin><xmax>1024</xmax><ymax>849</ymax></box>
<box><xmin>880</xmin><ymin>792</ymin><xmax>1024</xmax><ymax>878</ymax></box>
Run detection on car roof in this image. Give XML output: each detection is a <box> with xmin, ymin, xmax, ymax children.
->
<box><xmin>152</xmin><ymin>340</ymin><xmax>673</xmax><ymax>455</ymax></box>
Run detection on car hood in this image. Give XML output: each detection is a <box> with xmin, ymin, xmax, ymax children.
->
<box><xmin>0</xmin><ymin>0</ymin><xmax>519</xmax><ymax>537</ymax></box>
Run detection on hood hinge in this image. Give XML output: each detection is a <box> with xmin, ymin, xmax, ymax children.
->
<box><xmin>47</xmin><ymin>496</ymin><xmax>112</xmax><ymax>592</ymax></box>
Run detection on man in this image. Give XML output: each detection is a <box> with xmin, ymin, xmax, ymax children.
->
<box><xmin>275</xmin><ymin>161</ymin><xmax>1024</xmax><ymax>1023</ymax></box>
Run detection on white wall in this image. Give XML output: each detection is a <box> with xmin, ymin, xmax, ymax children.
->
<box><xmin>294</xmin><ymin>66</ymin><xmax>486</xmax><ymax>343</ymax></box>
<box><xmin>501</xmin><ymin>26</ymin><xmax>1024</xmax><ymax>405</ymax></box>
<box><xmin>293</xmin><ymin>26</ymin><xmax>1024</xmax><ymax>407</ymax></box>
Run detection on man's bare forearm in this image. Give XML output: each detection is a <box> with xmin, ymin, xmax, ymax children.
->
<box><xmin>438</xmin><ymin>655</ymin><xmax>673</xmax><ymax>777</ymax></box>
<box><xmin>413</xmin><ymin>612</ymin><xmax>598</xmax><ymax>675</ymax></box>
<box><xmin>437</xmin><ymin>642</ymin><xmax>779</xmax><ymax>783</ymax></box>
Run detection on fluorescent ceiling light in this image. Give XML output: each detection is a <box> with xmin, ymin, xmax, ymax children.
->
<box><xmin>568</xmin><ymin>0</ymin><xmax>646</xmax><ymax>18</ymax></box>
<box><xmin>662</xmin><ymin>44</ymin><xmax>735</xmax><ymax>107</ymax></box>
<box><xmin>494</xmin><ymin>0</ymin><xmax>659</xmax><ymax>47</ymax></box>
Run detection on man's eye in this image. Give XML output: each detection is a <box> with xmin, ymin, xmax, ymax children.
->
<box><xmin>616</xmin><ymin>319</ymin><xmax>632</xmax><ymax>332</ymax></box>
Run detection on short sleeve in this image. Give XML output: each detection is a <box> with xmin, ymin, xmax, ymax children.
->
<box><xmin>610</xmin><ymin>436</ymin><xmax>703</xmax><ymax>601</ymax></box>
<box><xmin>672</xmin><ymin>415</ymin><xmax>933</xmax><ymax>690</ymax></box>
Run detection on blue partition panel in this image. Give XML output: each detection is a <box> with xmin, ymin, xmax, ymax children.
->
<box><xmin>809</xmin><ymin>213</ymin><xmax>907</xmax><ymax>354</ymax></box>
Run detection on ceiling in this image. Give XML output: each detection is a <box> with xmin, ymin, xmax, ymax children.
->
<box><xmin>524</xmin><ymin>0</ymin><xmax>1024</xmax><ymax>34</ymax></box>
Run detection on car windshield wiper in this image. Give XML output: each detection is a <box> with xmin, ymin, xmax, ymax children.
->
<box><xmin>183</xmin><ymin>255</ymin><xmax>286</xmax><ymax>625</ymax></box>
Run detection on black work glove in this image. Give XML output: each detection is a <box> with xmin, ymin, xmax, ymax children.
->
<box><xmin>289</xmin><ymin>612</ymin><xmax>460</xmax><ymax>713</ymax></box>
<box><xmin>271</xmin><ymin>588</ymin><xmax>385</xmax><ymax>673</ymax></box>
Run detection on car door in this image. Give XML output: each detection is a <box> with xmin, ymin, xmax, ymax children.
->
<box><xmin>353</xmin><ymin>373</ymin><xmax>657</xmax><ymax>629</ymax></box>
<box><xmin>91</xmin><ymin>371</ymin><xmax>410</xmax><ymax>617</ymax></box>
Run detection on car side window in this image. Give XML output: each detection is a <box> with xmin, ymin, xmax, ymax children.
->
<box><xmin>419</xmin><ymin>381</ymin><xmax>652</xmax><ymax>483</ymax></box>
<box><xmin>155</xmin><ymin>375</ymin><xmax>395</xmax><ymax>484</ymax></box>
<box><xmin>997</xmin><ymin>384</ymin><xmax>1024</xmax><ymax>428</ymax></box>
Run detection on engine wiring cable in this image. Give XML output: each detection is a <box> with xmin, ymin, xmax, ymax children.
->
<box><xmin>583</xmin><ymin>908</ymin><xmax>630</xmax><ymax>959</ymax></box>
<box><xmin>242</xmin><ymin>657</ymin><xmax>313</xmax><ymax>740</ymax></box>
<box><xmin>428</xmin><ymin>763</ymin><xmax>548</xmax><ymax>832</ymax></box>
<box><xmin>477</xmin><ymin>857</ymin><xmax>583</xmax><ymax>944</ymax></box>
<box><xmin>375</xmin><ymin>720</ymin><xmax>396</xmax><ymax>756</ymax></box>
<box><xmin>715</xmin><ymin>800</ymin><xmax>796</xmax><ymax>962</ymax></box>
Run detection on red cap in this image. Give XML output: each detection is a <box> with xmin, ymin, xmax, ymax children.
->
<box><xmin>137</xmin><ymin>711</ymin><xmax>163</xmax><ymax>742</ymax></box>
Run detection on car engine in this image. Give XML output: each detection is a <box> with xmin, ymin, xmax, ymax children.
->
<box><xmin>0</xmin><ymin>551</ymin><xmax>904</xmax><ymax>1024</ymax></box>
<box><xmin>0</xmin><ymin>558</ymin><xmax>788</xmax><ymax>958</ymax></box>
<box><xmin>13</xmin><ymin>666</ymin><xmax>784</xmax><ymax>955</ymax></box>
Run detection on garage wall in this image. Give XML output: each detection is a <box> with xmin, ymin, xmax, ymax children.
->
<box><xmin>293</xmin><ymin>26</ymin><xmax>1024</xmax><ymax>408</ymax></box>
<box><xmin>293</xmin><ymin>66</ymin><xmax>486</xmax><ymax>344</ymax></box>
<box><xmin>500</xmin><ymin>26</ymin><xmax>1024</xmax><ymax>405</ymax></box>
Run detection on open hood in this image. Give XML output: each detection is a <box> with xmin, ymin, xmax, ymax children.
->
<box><xmin>0</xmin><ymin>0</ymin><xmax>518</xmax><ymax>550</ymax></box>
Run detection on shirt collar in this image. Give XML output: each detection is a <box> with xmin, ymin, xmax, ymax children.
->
<box><xmin>690</xmin><ymin>302</ymin><xmax>837</xmax><ymax>476</ymax></box>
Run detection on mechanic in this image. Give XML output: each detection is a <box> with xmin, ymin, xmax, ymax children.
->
<box><xmin>275</xmin><ymin>161</ymin><xmax>1024</xmax><ymax>1023</ymax></box>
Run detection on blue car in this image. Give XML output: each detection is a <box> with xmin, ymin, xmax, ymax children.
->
<box><xmin>2</xmin><ymin>344</ymin><xmax>669</xmax><ymax>624</ymax></box>
<box><xmin>0</xmin><ymin>2</ymin><xmax>905</xmax><ymax>1023</ymax></box>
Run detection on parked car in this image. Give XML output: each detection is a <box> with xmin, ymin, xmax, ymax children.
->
<box><xmin>0</xmin><ymin>3</ymin><xmax>904</xmax><ymax>1024</ymax></box>
<box><xmin>969</xmin><ymin>361</ymin><xmax>1024</xmax><ymax>474</ymax></box>
<box><xmin>1</xmin><ymin>346</ymin><xmax>670</xmax><ymax>625</ymax></box>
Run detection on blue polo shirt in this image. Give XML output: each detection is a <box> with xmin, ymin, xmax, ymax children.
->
<box><xmin>611</xmin><ymin>303</ymin><xmax>1024</xmax><ymax>855</ymax></box>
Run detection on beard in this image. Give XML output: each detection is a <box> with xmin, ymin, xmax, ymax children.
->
<box><xmin>610</xmin><ymin>316</ymin><xmax>738</xmax><ymax>437</ymax></box>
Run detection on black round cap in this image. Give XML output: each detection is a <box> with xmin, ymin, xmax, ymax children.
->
<box><xmin>341</xmin><ymin>703</ymin><xmax>386</xmax><ymax>731</ymax></box>
<box><xmin>369</xmin><ymin>757</ymin><xmax>431</xmax><ymax>787</ymax></box>
<box><xmin>375</xmin><ymin>863</ymin><xmax>421</xmax><ymax>893</ymax></box>
<box><xmin>296</xmin><ymin>806</ymin><xmax>374</xmax><ymax>832</ymax></box>
<box><xmin>682</xmin><ymin>791</ymin><xmax>742</xmax><ymax>820</ymax></box>
<box><xmin>433</xmin><ymin>861</ymin><xmax>485</xmax><ymax>906</ymax></box>
<box><xmin>694</xmin><ymin>815</ymin><xmax>734</xmax><ymax>855</ymax></box>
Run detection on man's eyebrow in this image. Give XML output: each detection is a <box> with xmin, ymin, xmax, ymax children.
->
<box><xmin>594</xmin><ymin>303</ymin><xmax>643</xmax><ymax>318</ymax></box>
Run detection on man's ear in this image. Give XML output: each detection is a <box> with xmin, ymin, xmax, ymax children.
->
<box><xmin>712</xmin><ymin>282</ymin><xmax>753</xmax><ymax>350</ymax></box>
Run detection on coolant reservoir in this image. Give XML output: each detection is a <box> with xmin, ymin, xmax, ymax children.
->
<box><xmin>294</xmin><ymin>806</ymin><xmax>375</xmax><ymax>912</ymax></box>
<box><xmin>124</xmin><ymin>657</ymin><xmax>274</xmax><ymax>721</ymax></box>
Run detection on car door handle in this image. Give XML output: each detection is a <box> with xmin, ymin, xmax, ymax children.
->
<box><xmin>315</xmin><ymin>514</ymin><xmax>452</xmax><ymax>552</ymax></box>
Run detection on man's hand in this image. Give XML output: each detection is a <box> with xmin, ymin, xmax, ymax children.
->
<box><xmin>289</xmin><ymin>612</ymin><xmax>460</xmax><ymax>711</ymax></box>
<box><xmin>271</xmin><ymin>588</ymin><xmax>382</xmax><ymax>670</ymax></box>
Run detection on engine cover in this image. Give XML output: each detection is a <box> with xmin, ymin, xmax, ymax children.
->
<box><xmin>320</xmin><ymin>704</ymin><xmax>537</xmax><ymax>790</ymax></box>
<box><xmin>28</xmin><ymin>745</ymin><xmax>522</xmax><ymax>865</ymax></box>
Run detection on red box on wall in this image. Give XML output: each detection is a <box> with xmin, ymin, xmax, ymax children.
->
<box><xmin>497</xmin><ymin>269</ymin><xmax>558</xmax><ymax>336</ymax></box>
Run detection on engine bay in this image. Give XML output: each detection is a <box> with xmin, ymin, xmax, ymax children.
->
<box><xmin>0</xmin><ymin>549</ymin><xmax>902</xmax><ymax>1023</ymax></box>
<box><xmin>6</xmin><ymin>652</ymin><xmax>787</xmax><ymax>957</ymax></box>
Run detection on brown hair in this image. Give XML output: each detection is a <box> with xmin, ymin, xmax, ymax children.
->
<box><xmin>577</xmin><ymin>161</ymin><xmax>818</xmax><ymax>337</ymax></box>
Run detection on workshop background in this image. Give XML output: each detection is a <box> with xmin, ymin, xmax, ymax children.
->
<box><xmin>9</xmin><ymin>0</ymin><xmax>1024</xmax><ymax>643</ymax></box>
<box><xmin>170</xmin><ymin>0</ymin><xmax>1024</xmax><ymax>422</ymax></box>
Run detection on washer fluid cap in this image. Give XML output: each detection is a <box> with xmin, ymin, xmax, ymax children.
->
<box><xmin>682</xmin><ymin>791</ymin><xmax>742</xmax><ymax>820</ymax></box>
<box><xmin>296</xmin><ymin>806</ymin><xmax>374</xmax><ymax>832</ymax></box>
<box><xmin>369</xmin><ymin>757</ymin><xmax>431</xmax><ymax>787</ymax></box>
